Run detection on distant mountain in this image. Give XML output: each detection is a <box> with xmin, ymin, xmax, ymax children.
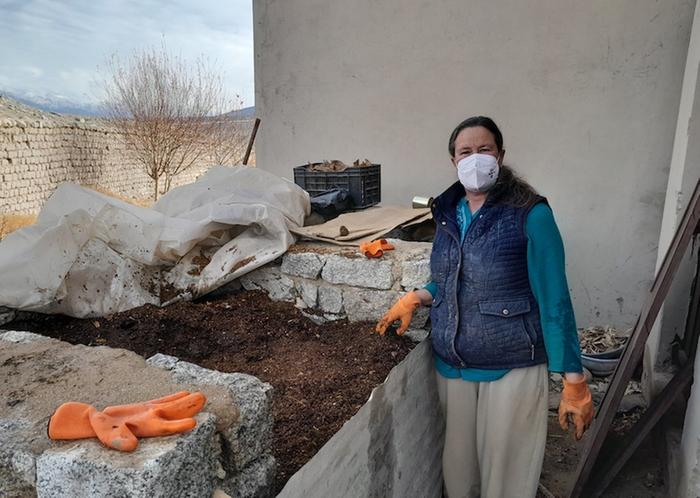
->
<box><xmin>1</xmin><ymin>89</ymin><xmax>255</xmax><ymax>120</ymax></box>
<box><xmin>0</xmin><ymin>89</ymin><xmax>105</xmax><ymax>117</ymax></box>
<box><xmin>224</xmin><ymin>106</ymin><xmax>256</xmax><ymax>120</ymax></box>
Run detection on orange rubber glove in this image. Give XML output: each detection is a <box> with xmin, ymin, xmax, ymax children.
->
<box><xmin>375</xmin><ymin>291</ymin><xmax>422</xmax><ymax>335</ymax></box>
<box><xmin>360</xmin><ymin>239</ymin><xmax>395</xmax><ymax>258</ymax></box>
<box><xmin>48</xmin><ymin>391</ymin><xmax>206</xmax><ymax>452</ymax></box>
<box><xmin>558</xmin><ymin>377</ymin><xmax>594</xmax><ymax>440</ymax></box>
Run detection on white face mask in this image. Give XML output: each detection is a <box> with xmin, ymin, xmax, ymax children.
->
<box><xmin>456</xmin><ymin>153</ymin><xmax>500</xmax><ymax>192</ymax></box>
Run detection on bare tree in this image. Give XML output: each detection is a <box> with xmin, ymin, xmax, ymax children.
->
<box><xmin>207</xmin><ymin>94</ymin><xmax>250</xmax><ymax>167</ymax></box>
<box><xmin>103</xmin><ymin>45</ymin><xmax>246</xmax><ymax>200</ymax></box>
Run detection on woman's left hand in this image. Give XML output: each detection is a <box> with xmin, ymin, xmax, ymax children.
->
<box><xmin>558</xmin><ymin>375</ymin><xmax>594</xmax><ymax>440</ymax></box>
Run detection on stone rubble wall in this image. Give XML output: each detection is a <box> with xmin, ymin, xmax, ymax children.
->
<box><xmin>240</xmin><ymin>239</ymin><xmax>433</xmax><ymax>340</ymax></box>
<box><xmin>0</xmin><ymin>97</ymin><xmax>253</xmax><ymax>214</ymax></box>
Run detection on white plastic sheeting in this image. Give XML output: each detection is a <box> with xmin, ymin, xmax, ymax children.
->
<box><xmin>0</xmin><ymin>166</ymin><xmax>310</xmax><ymax>317</ymax></box>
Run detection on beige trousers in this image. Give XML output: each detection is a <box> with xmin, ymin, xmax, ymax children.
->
<box><xmin>436</xmin><ymin>364</ymin><xmax>549</xmax><ymax>498</ymax></box>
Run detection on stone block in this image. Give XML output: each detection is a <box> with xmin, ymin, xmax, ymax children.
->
<box><xmin>412</xmin><ymin>305</ymin><xmax>430</xmax><ymax>329</ymax></box>
<box><xmin>0</xmin><ymin>330</ymin><xmax>46</xmax><ymax>343</ymax></box>
<box><xmin>221</xmin><ymin>454</ymin><xmax>276</xmax><ymax>498</ymax></box>
<box><xmin>321</xmin><ymin>255</ymin><xmax>393</xmax><ymax>290</ymax></box>
<box><xmin>342</xmin><ymin>288</ymin><xmax>399</xmax><ymax>322</ymax></box>
<box><xmin>318</xmin><ymin>285</ymin><xmax>343</xmax><ymax>314</ymax></box>
<box><xmin>404</xmin><ymin>328</ymin><xmax>430</xmax><ymax>343</ymax></box>
<box><xmin>298</xmin><ymin>280</ymin><xmax>318</xmax><ymax>308</ymax></box>
<box><xmin>0</xmin><ymin>334</ymin><xmax>237</xmax><ymax>497</ymax></box>
<box><xmin>240</xmin><ymin>266</ymin><xmax>296</xmax><ymax>302</ymax></box>
<box><xmin>148</xmin><ymin>354</ymin><xmax>274</xmax><ymax>472</ymax></box>
<box><xmin>300</xmin><ymin>310</ymin><xmax>327</xmax><ymax>325</ymax></box>
<box><xmin>400</xmin><ymin>258</ymin><xmax>431</xmax><ymax>290</ymax></box>
<box><xmin>280</xmin><ymin>252</ymin><xmax>325</xmax><ymax>279</ymax></box>
<box><xmin>36</xmin><ymin>414</ymin><xmax>217</xmax><ymax>498</ymax></box>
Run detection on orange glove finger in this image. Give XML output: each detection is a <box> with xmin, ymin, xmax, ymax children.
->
<box><xmin>145</xmin><ymin>391</ymin><xmax>192</xmax><ymax>405</ymax></box>
<box><xmin>89</xmin><ymin>413</ymin><xmax>139</xmax><ymax>452</ymax></box>
<box><xmin>574</xmin><ymin>415</ymin><xmax>586</xmax><ymax>441</ymax></box>
<box><xmin>154</xmin><ymin>392</ymin><xmax>206</xmax><ymax>420</ymax></box>
<box><xmin>375</xmin><ymin>316</ymin><xmax>391</xmax><ymax>335</ymax></box>
<box><xmin>396</xmin><ymin>314</ymin><xmax>412</xmax><ymax>335</ymax></box>
<box><xmin>129</xmin><ymin>417</ymin><xmax>197</xmax><ymax>438</ymax></box>
<box><xmin>558</xmin><ymin>405</ymin><xmax>569</xmax><ymax>432</ymax></box>
<box><xmin>48</xmin><ymin>402</ymin><xmax>97</xmax><ymax>440</ymax></box>
<box><xmin>101</xmin><ymin>391</ymin><xmax>193</xmax><ymax>417</ymax></box>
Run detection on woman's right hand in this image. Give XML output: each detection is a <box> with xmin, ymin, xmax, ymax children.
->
<box><xmin>375</xmin><ymin>291</ymin><xmax>423</xmax><ymax>335</ymax></box>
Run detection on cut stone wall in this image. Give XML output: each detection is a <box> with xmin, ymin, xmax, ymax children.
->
<box><xmin>0</xmin><ymin>97</ymin><xmax>253</xmax><ymax>214</ymax></box>
<box><xmin>240</xmin><ymin>239</ymin><xmax>432</xmax><ymax>340</ymax></box>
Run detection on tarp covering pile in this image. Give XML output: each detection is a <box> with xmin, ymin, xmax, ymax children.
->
<box><xmin>0</xmin><ymin>166</ymin><xmax>309</xmax><ymax>318</ymax></box>
<box><xmin>290</xmin><ymin>206</ymin><xmax>431</xmax><ymax>246</ymax></box>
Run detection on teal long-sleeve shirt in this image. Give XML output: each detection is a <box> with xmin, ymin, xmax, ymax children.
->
<box><xmin>426</xmin><ymin>198</ymin><xmax>582</xmax><ymax>381</ymax></box>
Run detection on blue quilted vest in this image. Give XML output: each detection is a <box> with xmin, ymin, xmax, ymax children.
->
<box><xmin>429</xmin><ymin>181</ymin><xmax>548</xmax><ymax>369</ymax></box>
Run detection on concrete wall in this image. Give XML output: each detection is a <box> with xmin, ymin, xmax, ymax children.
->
<box><xmin>253</xmin><ymin>0</ymin><xmax>695</xmax><ymax>330</ymax></box>
<box><xmin>645</xmin><ymin>0</ymin><xmax>700</xmax><ymax>381</ymax></box>
<box><xmin>652</xmin><ymin>2</ymin><xmax>700</xmax><ymax>495</ymax></box>
<box><xmin>0</xmin><ymin>97</ymin><xmax>254</xmax><ymax>214</ymax></box>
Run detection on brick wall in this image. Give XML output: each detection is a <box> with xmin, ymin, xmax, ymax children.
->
<box><xmin>0</xmin><ymin>97</ymin><xmax>253</xmax><ymax>214</ymax></box>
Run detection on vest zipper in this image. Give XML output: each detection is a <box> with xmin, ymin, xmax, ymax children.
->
<box><xmin>531</xmin><ymin>344</ymin><xmax>535</xmax><ymax>361</ymax></box>
<box><xmin>438</xmin><ymin>215</ymin><xmax>466</xmax><ymax>366</ymax></box>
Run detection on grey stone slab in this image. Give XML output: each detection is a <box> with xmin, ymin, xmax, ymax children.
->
<box><xmin>148</xmin><ymin>354</ymin><xmax>274</xmax><ymax>472</ymax></box>
<box><xmin>298</xmin><ymin>280</ymin><xmax>318</xmax><ymax>308</ymax></box>
<box><xmin>317</xmin><ymin>285</ymin><xmax>343</xmax><ymax>314</ymax></box>
<box><xmin>240</xmin><ymin>267</ymin><xmax>296</xmax><ymax>301</ymax></box>
<box><xmin>0</xmin><ymin>334</ymin><xmax>236</xmax><ymax>497</ymax></box>
<box><xmin>0</xmin><ymin>330</ymin><xmax>49</xmax><ymax>343</ymax></box>
<box><xmin>300</xmin><ymin>310</ymin><xmax>327</xmax><ymax>325</ymax></box>
<box><xmin>321</xmin><ymin>255</ymin><xmax>393</xmax><ymax>290</ymax></box>
<box><xmin>221</xmin><ymin>454</ymin><xmax>276</xmax><ymax>498</ymax></box>
<box><xmin>404</xmin><ymin>328</ymin><xmax>429</xmax><ymax>343</ymax></box>
<box><xmin>342</xmin><ymin>288</ymin><xmax>399</xmax><ymax>322</ymax></box>
<box><xmin>280</xmin><ymin>252</ymin><xmax>326</xmax><ymax>279</ymax></box>
<box><xmin>322</xmin><ymin>313</ymin><xmax>345</xmax><ymax>322</ymax></box>
<box><xmin>400</xmin><ymin>258</ymin><xmax>431</xmax><ymax>290</ymax></box>
<box><xmin>36</xmin><ymin>413</ymin><xmax>217</xmax><ymax>498</ymax></box>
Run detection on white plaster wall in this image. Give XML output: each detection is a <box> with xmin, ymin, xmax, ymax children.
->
<box><xmin>657</xmin><ymin>1</ymin><xmax>700</xmax><ymax>495</ymax></box>
<box><xmin>254</xmin><ymin>0</ymin><xmax>695</xmax><ymax>330</ymax></box>
<box><xmin>644</xmin><ymin>0</ymin><xmax>700</xmax><ymax>382</ymax></box>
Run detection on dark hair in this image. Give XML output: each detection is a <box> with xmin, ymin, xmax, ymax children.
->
<box><xmin>448</xmin><ymin>116</ymin><xmax>504</xmax><ymax>157</ymax></box>
<box><xmin>448</xmin><ymin>115</ymin><xmax>540</xmax><ymax>208</ymax></box>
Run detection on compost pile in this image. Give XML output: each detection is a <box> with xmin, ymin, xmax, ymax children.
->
<box><xmin>11</xmin><ymin>290</ymin><xmax>413</xmax><ymax>491</ymax></box>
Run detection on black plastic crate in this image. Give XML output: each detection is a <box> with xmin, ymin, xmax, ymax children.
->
<box><xmin>293</xmin><ymin>163</ymin><xmax>381</xmax><ymax>208</ymax></box>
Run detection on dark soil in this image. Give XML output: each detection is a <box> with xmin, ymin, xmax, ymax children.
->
<box><xmin>10</xmin><ymin>290</ymin><xmax>413</xmax><ymax>492</ymax></box>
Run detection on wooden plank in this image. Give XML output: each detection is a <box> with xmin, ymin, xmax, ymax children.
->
<box><xmin>243</xmin><ymin>117</ymin><xmax>261</xmax><ymax>165</ymax></box>
<box><xmin>683</xmin><ymin>248</ymin><xmax>700</xmax><ymax>362</ymax></box>
<box><xmin>586</xmin><ymin>362</ymin><xmax>693</xmax><ymax>497</ymax></box>
<box><xmin>568</xmin><ymin>178</ymin><xmax>700</xmax><ymax>498</ymax></box>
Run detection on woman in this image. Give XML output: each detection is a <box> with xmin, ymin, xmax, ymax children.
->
<box><xmin>376</xmin><ymin>116</ymin><xmax>593</xmax><ymax>498</ymax></box>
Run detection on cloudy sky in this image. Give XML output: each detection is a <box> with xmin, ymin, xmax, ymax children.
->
<box><xmin>0</xmin><ymin>0</ymin><xmax>254</xmax><ymax>106</ymax></box>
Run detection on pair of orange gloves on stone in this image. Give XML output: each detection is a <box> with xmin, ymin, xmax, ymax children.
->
<box><xmin>48</xmin><ymin>391</ymin><xmax>206</xmax><ymax>451</ymax></box>
<box><xmin>375</xmin><ymin>291</ymin><xmax>594</xmax><ymax>440</ymax></box>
